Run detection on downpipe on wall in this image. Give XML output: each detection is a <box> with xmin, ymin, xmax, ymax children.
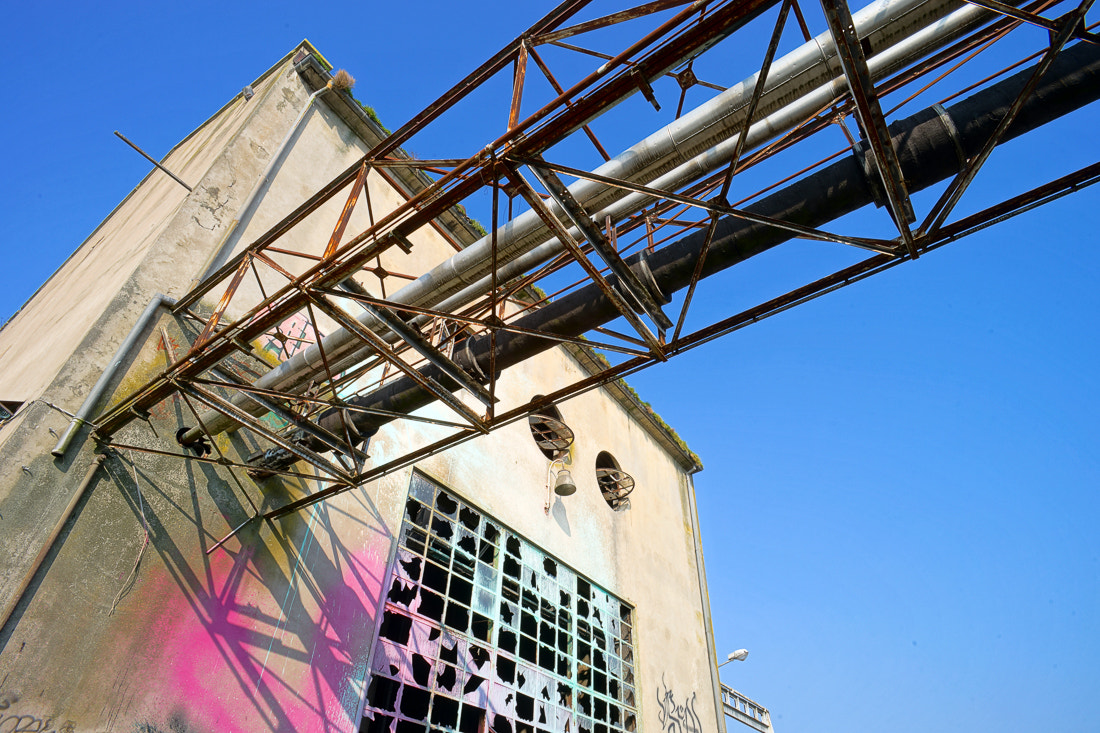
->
<box><xmin>51</xmin><ymin>294</ymin><xmax>178</xmax><ymax>459</ymax></box>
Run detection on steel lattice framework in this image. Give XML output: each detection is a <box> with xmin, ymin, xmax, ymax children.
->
<box><xmin>92</xmin><ymin>0</ymin><xmax>1098</xmax><ymax>541</ymax></box>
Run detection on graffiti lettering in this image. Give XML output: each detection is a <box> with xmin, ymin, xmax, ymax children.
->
<box><xmin>0</xmin><ymin>711</ymin><xmax>75</xmax><ymax>733</ymax></box>
<box><xmin>656</xmin><ymin>678</ymin><xmax>702</xmax><ymax>733</ymax></box>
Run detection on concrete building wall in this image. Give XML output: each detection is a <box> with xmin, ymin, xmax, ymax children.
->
<box><xmin>0</xmin><ymin>43</ymin><xmax>720</xmax><ymax>733</ymax></box>
<box><xmin>0</xmin><ymin>49</ymin><xmax>292</xmax><ymax>408</ymax></box>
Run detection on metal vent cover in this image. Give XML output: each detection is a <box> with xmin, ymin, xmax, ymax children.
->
<box><xmin>596</xmin><ymin>467</ymin><xmax>635</xmax><ymax>510</ymax></box>
<box><xmin>528</xmin><ymin>413</ymin><xmax>574</xmax><ymax>457</ymax></box>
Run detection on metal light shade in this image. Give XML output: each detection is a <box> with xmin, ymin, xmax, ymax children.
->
<box><xmin>554</xmin><ymin>469</ymin><xmax>577</xmax><ymax>496</ymax></box>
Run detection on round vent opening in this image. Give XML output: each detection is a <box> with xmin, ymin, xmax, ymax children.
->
<box><xmin>596</xmin><ymin>451</ymin><xmax>634</xmax><ymax>511</ymax></box>
<box><xmin>528</xmin><ymin>398</ymin><xmax>574</xmax><ymax>459</ymax></box>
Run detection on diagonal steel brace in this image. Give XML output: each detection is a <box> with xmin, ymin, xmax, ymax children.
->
<box><xmin>821</xmin><ymin>0</ymin><xmax>918</xmax><ymax>256</ymax></box>
<box><xmin>208</xmin><ymin>367</ymin><xmax>370</xmax><ymax>465</ymax></box>
<box><xmin>174</xmin><ymin>379</ymin><xmax>356</xmax><ymax>484</ymax></box>
<box><xmin>525</xmin><ymin>156</ymin><xmax>674</xmax><ymax>332</ymax></box>
<box><xmin>308</xmin><ymin>293</ymin><xmax>491</xmax><ymax>432</ymax></box>
<box><xmin>502</xmin><ymin>162</ymin><xmax>668</xmax><ymax>360</ymax></box>
<box><xmin>354</xmin><ymin>297</ymin><xmax>498</xmax><ymax>407</ymax></box>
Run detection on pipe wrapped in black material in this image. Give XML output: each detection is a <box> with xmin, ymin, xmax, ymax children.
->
<box><xmin>303</xmin><ymin>40</ymin><xmax>1100</xmax><ymax>453</ymax></box>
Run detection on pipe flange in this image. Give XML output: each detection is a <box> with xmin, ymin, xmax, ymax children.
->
<box><xmin>455</xmin><ymin>338</ymin><xmax>494</xmax><ymax>385</ymax></box>
<box><xmin>632</xmin><ymin>249</ymin><xmax>671</xmax><ymax>306</ymax></box>
<box><xmin>932</xmin><ymin>103</ymin><xmax>967</xmax><ymax>171</ymax></box>
<box><xmin>853</xmin><ymin>139</ymin><xmax>888</xmax><ymax>210</ymax></box>
<box><xmin>613</xmin><ymin>249</ymin><xmax>671</xmax><ymax>315</ymax></box>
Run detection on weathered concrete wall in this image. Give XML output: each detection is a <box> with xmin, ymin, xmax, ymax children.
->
<box><xmin>0</xmin><ymin>43</ymin><xmax>336</xmax><ymax>645</ymax></box>
<box><xmin>0</xmin><ymin>44</ymin><xmax>719</xmax><ymax>733</ymax></box>
<box><xmin>0</xmin><ymin>48</ymin><xmax>291</xmax><ymax>408</ymax></box>
<box><xmin>366</xmin><ymin>341</ymin><xmax>722</xmax><ymax>732</ymax></box>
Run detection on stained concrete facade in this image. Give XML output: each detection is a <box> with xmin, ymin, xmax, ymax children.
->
<box><xmin>0</xmin><ymin>42</ymin><xmax>722</xmax><ymax>733</ymax></box>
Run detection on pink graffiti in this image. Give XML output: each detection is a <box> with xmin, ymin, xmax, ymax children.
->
<box><xmin>129</xmin><ymin>515</ymin><xmax>390</xmax><ymax>732</ymax></box>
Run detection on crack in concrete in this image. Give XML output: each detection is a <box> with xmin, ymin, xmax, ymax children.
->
<box><xmin>191</xmin><ymin>178</ymin><xmax>237</xmax><ymax>231</ymax></box>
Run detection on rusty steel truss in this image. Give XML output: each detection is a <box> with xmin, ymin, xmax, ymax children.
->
<box><xmin>93</xmin><ymin>0</ymin><xmax>1099</xmax><ymax>533</ymax></box>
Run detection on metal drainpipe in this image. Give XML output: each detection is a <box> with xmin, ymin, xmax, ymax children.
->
<box><xmin>0</xmin><ymin>453</ymin><xmax>106</xmax><ymax>636</ymax></box>
<box><xmin>685</xmin><ymin>470</ymin><xmax>729</xmax><ymax>733</ymax></box>
<box><xmin>188</xmin><ymin>79</ymin><xmax>335</xmax><ymax>290</ymax></box>
<box><xmin>51</xmin><ymin>294</ymin><xmax>177</xmax><ymax>458</ymax></box>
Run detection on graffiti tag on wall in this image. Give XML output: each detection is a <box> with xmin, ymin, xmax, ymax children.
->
<box><xmin>0</xmin><ymin>694</ymin><xmax>75</xmax><ymax>733</ymax></box>
<box><xmin>656</xmin><ymin>678</ymin><xmax>702</xmax><ymax>733</ymax></box>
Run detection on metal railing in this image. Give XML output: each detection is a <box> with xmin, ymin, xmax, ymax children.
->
<box><xmin>721</xmin><ymin>683</ymin><xmax>773</xmax><ymax>733</ymax></box>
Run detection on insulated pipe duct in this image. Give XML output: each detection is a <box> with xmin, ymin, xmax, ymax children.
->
<box><xmin>184</xmin><ymin>0</ymin><xmax>1016</xmax><ymax>442</ymax></box>
<box><xmin>429</xmin><ymin>0</ymin><xmax>1009</xmax><ymax>317</ymax></box>
<box><xmin>283</xmin><ymin>40</ymin><xmax>1100</xmax><ymax>456</ymax></box>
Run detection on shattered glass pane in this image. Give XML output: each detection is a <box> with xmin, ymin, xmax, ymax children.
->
<box><xmin>362</xmin><ymin>472</ymin><xmax>637</xmax><ymax>732</ymax></box>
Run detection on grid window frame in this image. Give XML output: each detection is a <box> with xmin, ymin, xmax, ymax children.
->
<box><xmin>363</xmin><ymin>471</ymin><xmax>638</xmax><ymax>733</ymax></box>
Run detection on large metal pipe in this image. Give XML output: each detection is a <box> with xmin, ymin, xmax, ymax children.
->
<box><xmin>429</xmin><ymin>0</ymin><xmax>1008</xmax><ymax>316</ymax></box>
<box><xmin>185</xmin><ymin>0</ymin><xmax>997</xmax><ymax>443</ymax></box>
<box><xmin>287</xmin><ymin>39</ymin><xmax>1100</xmax><ymax>454</ymax></box>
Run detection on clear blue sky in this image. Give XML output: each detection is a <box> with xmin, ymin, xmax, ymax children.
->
<box><xmin>3</xmin><ymin>1</ymin><xmax>1097</xmax><ymax>732</ymax></box>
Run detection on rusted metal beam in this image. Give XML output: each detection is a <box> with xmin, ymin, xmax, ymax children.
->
<box><xmin>534</xmin><ymin>0</ymin><xmax>697</xmax><ymax>44</ymax></box>
<box><xmin>191</xmin><ymin>255</ymin><xmax>253</xmax><ymax>350</ymax></box>
<box><xmin>525</xmin><ymin>157</ymin><xmax>674</xmax><ymax>331</ymax></box>
<box><xmin>312</xmin><ymin>287</ymin><xmax>650</xmax><ymax>357</ymax></box>
<box><xmin>367</xmin><ymin>0</ymin><xmax>595</xmax><ymax>161</ymax></box>
<box><xmin>962</xmin><ymin>0</ymin><xmax>1060</xmax><ymax>30</ymax></box>
<box><xmin>673</xmin><ymin>0</ymin><xmax>795</xmax><ymax>340</ymax></box>
<box><xmin>925</xmin><ymin>159</ymin><xmax>1100</xmax><ymax>243</ymax></box>
<box><xmin>821</xmin><ymin>0</ymin><xmax>918</xmax><ymax>255</ymax></box>
<box><xmin>352</xmin><ymin>297</ymin><xmax>497</xmax><ymax>407</ymax></box>
<box><xmin>174</xmin><ymin>379</ymin><xmax>356</xmax><ymax>484</ymax></box>
<box><xmin>114</xmin><ymin>131</ymin><xmax>193</xmax><ymax>192</ymax></box>
<box><xmin>324</xmin><ymin>161</ymin><xmax>369</xmax><ymax>258</ymax></box>
<box><xmin>188</xmin><ymin>375</ymin><xmax>474</xmax><ymax>430</ymax></box>
<box><xmin>552</xmin><ymin>38</ymin><xmax>730</xmax><ymax>93</ymax></box>
<box><xmin>527</xmin><ymin>44</ymin><xmax>612</xmax><ymax>161</ymax></box>
<box><xmin>307</xmin><ymin>293</ymin><xmax>490</xmax><ymax>433</ymax></box>
<box><xmin>106</xmin><ymin>441</ymin><xmax>345</xmax><ymax>483</ymax></box>
<box><xmin>510</xmin><ymin>41</ymin><xmax>530</xmax><ymax>131</ymax></box>
<box><xmin>521</xmin><ymin>156</ymin><xmax>900</xmax><ymax>253</ymax></box>
<box><xmin>503</xmin><ymin>162</ymin><xmax>669</xmax><ymax>359</ymax></box>
<box><xmin>918</xmin><ymin>0</ymin><xmax>1096</xmax><ymax>237</ymax></box>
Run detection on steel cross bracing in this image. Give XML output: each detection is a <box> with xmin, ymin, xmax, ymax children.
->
<box><xmin>92</xmin><ymin>0</ymin><xmax>1099</xmax><ymax>533</ymax></box>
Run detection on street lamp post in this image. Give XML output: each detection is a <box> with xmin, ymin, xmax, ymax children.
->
<box><xmin>717</xmin><ymin>649</ymin><xmax>774</xmax><ymax>733</ymax></box>
<box><xmin>719</xmin><ymin>649</ymin><xmax>750</xmax><ymax>667</ymax></box>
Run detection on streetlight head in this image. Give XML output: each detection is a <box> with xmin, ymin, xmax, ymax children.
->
<box><xmin>728</xmin><ymin>649</ymin><xmax>749</xmax><ymax>662</ymax></box>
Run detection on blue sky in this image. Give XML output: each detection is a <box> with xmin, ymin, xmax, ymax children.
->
<box><xmin>3</xmin><ymin>1</ymin><xmax>1098</xmax><ymax>732</ymax></box>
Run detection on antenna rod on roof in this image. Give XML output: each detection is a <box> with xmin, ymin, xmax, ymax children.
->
<box><xmin>113</xmin><ymin>130</ymin><xmax>193</xmax><ymax>192</ymax></box>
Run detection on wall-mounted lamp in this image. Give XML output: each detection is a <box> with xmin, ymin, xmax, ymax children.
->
<box><xmin>718</xmin><ymin>649</ymin><xmax>750</xmax><ymax>668</ymax></box>
<box><xmin>546</xmin><ymin>458</ymin><xmax>576</xmax><ymax>512</ymax></box>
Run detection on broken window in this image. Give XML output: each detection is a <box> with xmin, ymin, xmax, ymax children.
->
<box><xmin>0</xmin><ymin>400</ymin><xmax>23</xmax><ymax>427</ymax></box>
<box><xmin>363</xmin><ymin>471</ymin><xmax>637</xmax><ymax>732</ymax></box>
